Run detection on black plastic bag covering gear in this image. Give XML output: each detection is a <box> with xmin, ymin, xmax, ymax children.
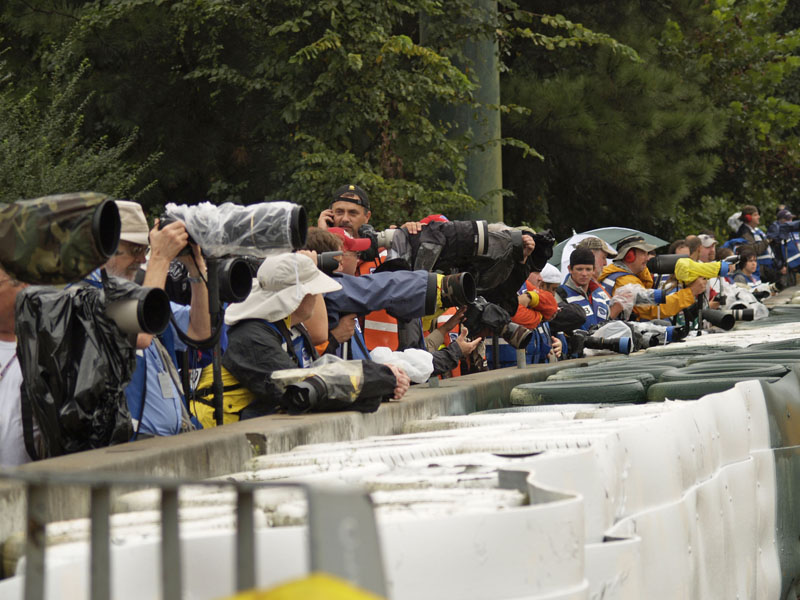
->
<box><xmin>463</xmin><ymin>297</ymin><xmax>513</xmax><ymax>336</ymax></box>
<box><xmin>380</xmin><ymin>222</ymin><xmax>519</xmax><ymax>291</ymax></box>
<box><xmin>16</xmin><ymin>275</ymin><xmax>138</xmax><ymax>458</ymax></box>
<box><xmin>548</xmin><ymin>303</ymin><xmax>588</xmax><ymax>334</ymax></box>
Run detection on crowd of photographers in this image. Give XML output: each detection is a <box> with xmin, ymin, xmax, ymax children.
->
<box><xmin>1</xmin><ymin>189</ymin><xmax>797</xmax><ymax>467</ymax></box>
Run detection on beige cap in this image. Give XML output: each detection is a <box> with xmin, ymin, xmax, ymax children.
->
<box><xmin>576</xmin><ymin>236</ymin><xmax>618</xmax><ymax>258</ymax></box>
<box><xmin>115</xmin><ymin>200</ymin><xmax>150</xmax><ymax>245</ymax></box>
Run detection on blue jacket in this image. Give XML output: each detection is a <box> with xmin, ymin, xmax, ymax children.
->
<box><xmin>555</xmin><ymin>278</ymin><xmax>611</xmax><ymax>330</ymax></box>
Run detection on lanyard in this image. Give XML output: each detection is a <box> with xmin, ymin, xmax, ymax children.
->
<box><xmin>0</xmin><ymin>352</ymin><xmax>17</xmax><ymax>381</ymax></box>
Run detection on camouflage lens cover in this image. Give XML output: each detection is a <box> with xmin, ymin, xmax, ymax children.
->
<box><xmin>0</xmin><ymin>192</ymin><xmax>120</xmax><ymax>284</ymax></box>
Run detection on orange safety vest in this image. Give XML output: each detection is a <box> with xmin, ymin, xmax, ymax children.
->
<box><xmin>358</xmin><ymin>252</ymin><xmax>402</xmax><ymax>352</ymax></box>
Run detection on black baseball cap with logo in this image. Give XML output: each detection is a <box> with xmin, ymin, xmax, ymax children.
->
<box><xmin>331</xmin><ymin>184</ymin><xmax>370</xmax><ymax>211</ymax></box>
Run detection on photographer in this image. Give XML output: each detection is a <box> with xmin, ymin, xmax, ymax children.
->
<box><xmin>192</xmin><ymin>253</ymin><xmax>409</xmax><ymax>425</ymax></box>
<box><xmin>317</xmin><ymin>184</ymin><xmax>372</xmax><ymax>239</ymax></box>
<box><xmin>305</xmin><ymin>227</ymin><xmax>478</xmax><ymax>376</ymax></box>
<box><xmin>555</xmin><ymin>248</ymin><xmax>620</xmax><ymax>328</ymax></box>
<box><xmin>767</xmin><ymin>208</ymin><xmax>800</xmax><ymax>286</ymax></box>
<box><xmin>731</xmin><ymin>247</ymin><xmax>763</xmax><ymax>290</ymax></box>
<box><xmin>89</xmin><ymin>201</ymin><xmax>211</xmax><ymax>438</ymax></box>
<box><xmin>0</xmin><ymin>265</ymin><xmax>32</xmax><ymax>466</ymax></box>
<box><xmin>735</xmin><ymin>205</ymin><xmax>781</xmax><ymax>282</ymax></box>
<box><xmin>512</xmin><ymin>269</ymin><xmax>562</xmax><ymax>364</ymax></box>
<box><xmin>599</xmin><ymin>235</ymin><xmax>705</xmax><ymax>321</ymax></box>
<box><xmin>574</xmin><ymin>236</ymin><xmax>618</xmax><ymax>280</ymax></box>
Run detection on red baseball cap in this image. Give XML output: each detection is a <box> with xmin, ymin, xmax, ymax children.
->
<box><xmin>420</xmin><ymin>214</ymin><xmax>448</xmax><ymax>224</ymax></box>
<box><xmin>328</xmin><ymin>227</ymin><xmax>372</xmax><ymax>252</ymax></box>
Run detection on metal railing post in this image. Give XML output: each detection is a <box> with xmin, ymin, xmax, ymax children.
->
<box><xmin>236</xmin><ymin>490</ymin><xmax>256</xmax><ymax>591</ymax></box>
<box><xmin>24</xmin><ymin>483</ymin><xmax>47</xmax><ymax>600</ymax></box>
<box><xmin>90</xmin><ymin>485</ymin><xmax>111</xmax><ymax>600</ymax></box>
<box><xmin>160</xmin><ymin>487</ymin><xmax>182</xmax><ymax>599</ymax></box>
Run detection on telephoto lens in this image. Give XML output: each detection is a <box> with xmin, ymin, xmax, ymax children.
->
<box><xmin>281</xmin><ymin>376</ymin><xmax>328</xmax><ymax>414</ymax></box>
<box><xmin>163</xmin><ymin>201</ymin><xmax>308</xmax><ymax>257</ymax></box>
<box><xmin>0</xmin><ymin>192</ymin><xmax>121</xmax><ymax>284</ymax></box>
<box><xmin>701</xmin><ymin>308</ymin><xmax>735</xmax><ymax>331</ymax></box>
<box><xmin>500</xmin><ymin>322</ymin><xmax>534</xmax><ymax>349</ymax></box>
<box><xmin>105</xmin><ymin>287</ymin><xmax>171</xmax><ymax>337</ymax></box>
<box><xmin>727</xmin><ymin>308</ymin><xmax>755</xmax><ymax>321</ymax></box>
<box><xmin>215</xmin><ymin>258</ymin><xmax>253</xmax><ymax>303</ymax></box>
<box><xmin>583</xmin><ymin>336</ymin><xmax>633</xmax><ymax>354</ymax></box>
<box><xmin>646</xmin><ymin>254</ymin><xmax>684</xmax><ymax>275</ymax></box>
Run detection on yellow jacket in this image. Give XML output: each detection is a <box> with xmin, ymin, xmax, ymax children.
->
<box><xmin>599</xmin><ymin>264</ymin><xmax>697</xmax><ymax>320</ymax></box>
<box><xmin>190</xmin><ymin>365</ymin><xmax>255</xmax><ymax>428</ymax></box>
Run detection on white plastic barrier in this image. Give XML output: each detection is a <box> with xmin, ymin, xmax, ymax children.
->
<box><xmin>0</xmin><ymin>381</ymin><xmax>784</xmax><ymax>600</ymax></box>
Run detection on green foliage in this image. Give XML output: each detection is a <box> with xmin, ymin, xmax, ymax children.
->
<box><xmin>501</xmin><ymin>1</ymin><xmax>726</xmax><ymax>239</ymax></box>
<box><xmin>0</xmin><ymin>55</ymin><xmax>159</xmax><ymax>203</ymax></box>
<box><xmin>660</xmin><ymin>0</ymin><xmax>800</xmax><ymax>225</ymax></box>
<box><xmin>0</xmin><ymin>0</ymin><xmax>638</xmax><ymax>228</ymax></box>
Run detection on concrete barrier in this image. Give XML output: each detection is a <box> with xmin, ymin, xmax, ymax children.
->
<box><xmin>0</xmin><ymin>356</ymin><xmax>596</xmax><ymax>553</ymax></box>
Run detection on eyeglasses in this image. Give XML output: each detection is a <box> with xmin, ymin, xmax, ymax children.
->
<box><xmin>116</xmin><ymin>244</ymin><xmax>149</xmax><ymax>258</ymax></box>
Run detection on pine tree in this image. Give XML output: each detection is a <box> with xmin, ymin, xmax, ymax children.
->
<box><xmin>501</xmin><ymin>0</ymin><xmax>726</xmax><ymax>239</ymax></box>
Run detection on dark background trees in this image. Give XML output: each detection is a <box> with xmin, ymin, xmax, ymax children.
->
<box><xmin>1</xmin><ymin>0</ymin><xmax>797</xmax><ymax>240</ymax></box>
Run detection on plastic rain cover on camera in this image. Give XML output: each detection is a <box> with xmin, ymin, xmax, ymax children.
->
<box><xmin>590</xmin><ymin>320</ymin><xmax>632</xmax><ymax>341</ymax></box>
<box><xmin>370</xmin><ymin>347</ymin><xmax>434</xmax><ymax>383</ymax></box>
<box><xmin>674</xmin><ymin>257</ymin><xmax>724</xmax><ymax>284</ymax></box>
<box><xmin>720</xmin><ymin>280</ymin><xmax>769</xmax><ymax>320</ymax></box>
<box><xmin>269</xmin><ymin>354</ymin><xmax>365</xmax><ymax>403</ymax></box>
<box><xmin>609</xmin><ymin>283</ymin><xmax>663</xmax><ymax>320</ymax></box>
<box><xmin>629</xmin><ymin>321</ymin><xmax>673</xmax><ymax>347</ymax></box>
<box><xmin>15</xmin><ymin>277</ymin><xmax>138</xmax><ymax>459</ymax></box>
<box><xmin>164</xmin><ymin>201</ymin><xmax>300</xmax><ymax>258</ymax></box>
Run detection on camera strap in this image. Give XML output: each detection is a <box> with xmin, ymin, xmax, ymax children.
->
<box><xmin>132</xmin><ymin>352</ymin><xmax>147</xmax><ymax>440</ymax></box>
<box><xmin>264</xmin><ymin>321</ymin><xmax>317</xmax><ymax>367</ymax></box>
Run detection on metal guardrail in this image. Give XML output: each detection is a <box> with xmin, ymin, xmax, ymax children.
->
<box><xmin>0</xmin><ymin>469</ymin><xmax>388</xmax><ymax>600</ymax></box>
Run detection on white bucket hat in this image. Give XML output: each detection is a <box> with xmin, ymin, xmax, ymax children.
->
<box><xmin>225</xmin><ymin>253</ymin><xmax>342</xmax><ymax>325</ymax></box>
<box><xmin>115</xmin><ymin>200</ymin><xmax>150</xmax><ymax>246</ymax></box>
<box><xmin>541</xmin><ymin>263</ymin><xmax>563</xmax><ymax>284</ymax></box>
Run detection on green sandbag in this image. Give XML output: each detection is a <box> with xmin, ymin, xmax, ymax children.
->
<box><xmin>549</xmin><ymin>360</ymin><xmax>687</xmax><ymax>381</ymax></box>
<box><xmin>547</xmin><ymin>371</ymin><xmax>656</xmax><ymax>389</ymax></box>
<box><xmin>742</xmin><ymin>339</ymin><xmax>800</xmax><ymax>351</ymax></box>
<box><xmin>686</xmin><ymin>356</ymin><xmax>800</xmax><ymax>367</ymax></box>
<box><xmin>511</xmin><ymin>378</ymin><xmax>645</xmax><ymax>406</ymax></box>
<box><xmin>647</xmin><ymin>377</ymin><xmax>781</xmax><ymax>402</ymax></box>
<box><xmin>658</xmin><ymin>363</ymin><xmax>789</xmax><ymax>382</ymax></box>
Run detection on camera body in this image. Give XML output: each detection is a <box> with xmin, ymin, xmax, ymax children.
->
<box><xmin>317</xmin><ymin>251</ymin><xmax>343</xmax><ymax>275</ymax></box>
<box><xmin>158</xmin><ymin>214</ymin><xmax>195</xmax><ymax>256</ymax></box>
<box><xmin>464</xmin><ymin>296</ymin><xmax>533</xmax><ymax>349</ymax></box>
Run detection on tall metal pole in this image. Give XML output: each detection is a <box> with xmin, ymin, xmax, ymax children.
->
<box><xmin>421</xmin><ymin>0</ymin><xmax>503</xmax><ymax>223</ymax></box>
<box><xmin>206</xmin><ymin>258</ymin><xmax>224</xmax><ymax>426</ymax></box>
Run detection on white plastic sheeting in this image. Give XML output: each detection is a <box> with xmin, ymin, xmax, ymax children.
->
<box><xmin>0</xmin><ymin>381</ymin><xmax>782</xmax><ymax>600</ymax></box>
